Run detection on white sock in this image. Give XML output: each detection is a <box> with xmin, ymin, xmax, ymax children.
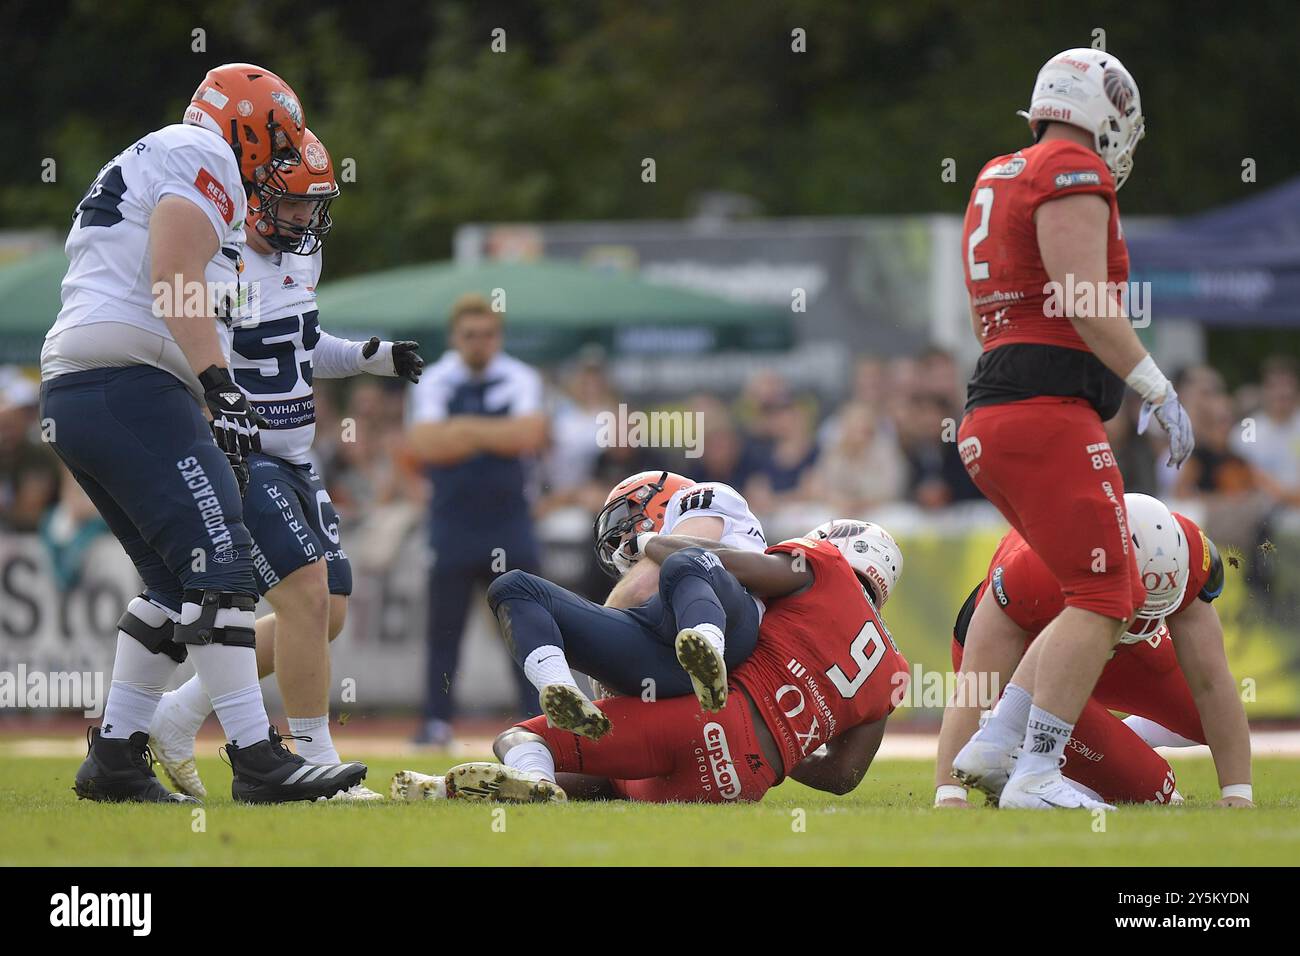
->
<box><xmin>163</xmin><ymin>675</ymin><xmax>214</xmax><ymax>737</ymax></box>
<box><xmin>523</xmin><ymin>645</ymin><xmax>577</xmax><ymax>692</ymax></box>
<box><xmin>692</xmin><ymin>622</ymin><xmax>726</xmax><ymax>657</ymax></box>
<box><xmin>1123</xmin><ymin>714</ymin><xmax>1199</xmax><ymax>749</ymax></box>
<box><xmin>189</xmin><ymin>643</ymin><xmax>269</xmax><ymax>746</ymax></box>
<box><xmin>101</xmin><ymin>628</ymin><xmax>179</xmax><ymax>739</ymax></box>
<box><xmin>1018</xmin><ymin>704</ymin><xmax>1074</xmax><ymax>775</ymax></box>
<box><xmin>288</xmin><ymin>715</ymin><xmax>339</xmax><ymax>764</ymax></box>
<box><xmin>979</xmin><ymin>682</ymin><xmax>1032</xmax><ymax>750</ymax></box>
<box><xmin>502</xmin><ymin>740</ymin><xmax>556</xmax><ymax>782</ymax></box>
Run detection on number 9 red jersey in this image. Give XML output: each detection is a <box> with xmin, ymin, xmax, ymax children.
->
<box><xmin>732</xmin><ymin>537</ymin><xmax>910</xmax><ymax>776</ymax></box>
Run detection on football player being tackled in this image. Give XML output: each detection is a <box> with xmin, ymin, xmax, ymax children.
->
<box><xmin>391</xmin><ymin>520</ymin><xmax>910</xmax><ymax>805</ymax></box>
<box><xmin>935</xmin><ymin>494</ymin><xmax>1252</xmax><ymax>809</ymax></box>
<box><xmin>951</xmin><ymin>49</ymin><xmax>1197</xmax><ymax>809</ymax></box>
<box><xmin>43</xmin><ymin>63</ymin><xmax>368</xmax><ymax>803</ymax></box>
<box><xmin>482</xmin><ymin>471</ymin><xmax>769</xmax><ymax>738</ymax></box>
<box><xmin>147</xmin><ymin>129</ymin><xmax>424</xmax><ymax>801</ymax></box>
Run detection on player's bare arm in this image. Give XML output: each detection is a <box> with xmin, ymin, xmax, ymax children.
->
<box><xmin>1168</xmin><ymin>598</ymin><xmax>1254</xmax><ymax>807</ymax></box>
<box><xmin>1036</xmin><ymin>192</ymin><xmax>1146</xmax><ymax>377</ymax></box>
<box><xmin>148</xmin><ymin>195</ymin><xmax>225</xmax><ymax>375</ymax></box>
<box><xmin>644</xmin><ymin>533</ymin><xmax>813</xmax><ymax>599</ymax></box>
<box><xmin>935</xmin><ymin>589</ymin><xmax>1030</xmax><ymax>804</ymax></box>
<box><xmin>788</xmin><ymin>716</ymin><xmax>888</xmax><ymax>795</ymax></box>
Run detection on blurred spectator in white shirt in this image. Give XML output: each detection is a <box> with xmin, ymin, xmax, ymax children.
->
<box><xmin>1233</xmin><ymin>357</ymin><xmax>1300</xmax><ymax>507</ymax></box>
<box><xmin>809</xmin><ymin>400</ymin><xmax>905</xmax><ymax>513</ymax></box>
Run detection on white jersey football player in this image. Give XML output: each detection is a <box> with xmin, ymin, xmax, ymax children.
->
<box><xmin>491</xmin><ymin>470</ymin><xmax>770</xmax><ymax>731</ymax></box>
<box><xmin>41</xmin><ymin>63</ymin><xmax>367</xmax><ymax>804</ymax></box>
<box><xmin>148</xmin><ymin>130</ymin><xmax>423</xmax><ymax>801</ymax></box>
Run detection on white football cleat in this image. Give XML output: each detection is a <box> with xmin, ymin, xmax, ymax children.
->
<box><xmin>148</xmin><ymin>694</ymin><xmax>206</xmax><ymax>799</ymax></box>
<box><xmin>540</xmin><ymin>683</ymin><xmax>611</xmax><ymax>740</ymax></box>
<box><xmin>390</xmin><ymin>770</ymin><xmax>447</xmax><ymax>802</ymax></box>
<box><xmin>1000</xmin><ymin>766</ymin><xmax>1116</xmax><ymax>810</ymax></box>
<box><xmin>325</xmin><ymin>782</ymin><xmax>386</xmax><ymax>802</ymax></box>
<box><xmin>674</xmin><ymin>628</ymin><xmax>728</xmax><ymax>713</ymax></box>
<box><xmin>444</xmin><ymin>762</ymin><xmax>567</xmax><ymax>803</ymax></box>
<box><xmin>951</xmin><ymin>736</ymin><xmax>1016</xmax><ymax>799</ymax></box>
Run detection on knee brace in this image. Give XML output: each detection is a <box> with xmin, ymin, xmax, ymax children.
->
<box><xmin>117</xmin><ymin>595</ymin><xmax>188</xmax><ymax>664</ymax></box>
<box><xmin>173</xmin><ymin>589</ymin><xmax>257</xmax><ymax>648</ymax></box>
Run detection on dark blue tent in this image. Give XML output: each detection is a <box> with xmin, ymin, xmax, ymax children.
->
<box><xmin>1127</xmin><ymin>176</ymin><xmax>1300</xmax><ymax>327</ymax></box>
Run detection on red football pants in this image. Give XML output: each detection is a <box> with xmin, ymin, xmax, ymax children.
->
<box><xmin>518</xmin><ymin>692</ymin><xmax>779</xmax><ymax>803</ymax></box>
<box><xmin>959</xmin><ymin>398</ymin><xmax>1145</xmax><ymax>620</ymax></box>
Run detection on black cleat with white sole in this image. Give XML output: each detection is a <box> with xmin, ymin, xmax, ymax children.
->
<box><xmin>224</xmin><ymin>727</ymin><xmax>367</xmax><ymax>804</ymax></box>
<box><xmin>73</xmin><ymin>727</ymin><xmax>200</xmax><ymax>804</ymax></box>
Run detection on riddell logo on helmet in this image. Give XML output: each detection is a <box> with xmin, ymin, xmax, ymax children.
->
<box><xmin>1030</xmin><ymin>105</ymin><xmax>1072</xmax><ymax>122</ymax></box>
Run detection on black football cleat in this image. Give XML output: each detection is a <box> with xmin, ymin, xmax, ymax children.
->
<box><xmin>223</xmin><ymin>727</ymin><xmax>367</xmax><ymax>804</ymax></box>
<box><xmin>73</xmin><ymin>727</ymin><xmax>201</xmax><ymax>804</ymax></box>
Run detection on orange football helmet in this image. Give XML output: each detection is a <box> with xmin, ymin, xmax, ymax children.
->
<box><xmin>247</xmin><ymin>128</ymin><xmax>339</xmax><ymax>254</ymax></box>
<box><xmin>184</xmin><ymin>63</ymin><xmax>306</xmax><ymax>204</ymax></box>
<box><xmin>593</xmin><ymin>470</ymin><xmax>694</xmax><ymax>578</ymax></box>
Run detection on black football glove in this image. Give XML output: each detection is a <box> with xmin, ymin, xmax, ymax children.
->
<box><xmin>199</xmin><ymin>365</ymin><xmax>261</xmax><ymax>463</ymax></box>
<box><xmin>361</xmin><ymin>336</ymin><xmax>424</xmax><ymax>384</ymax></box>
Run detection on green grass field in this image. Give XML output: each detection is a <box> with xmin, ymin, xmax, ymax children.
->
<box><xmin>3</xmin><ymin>749</ymin><xmax>1299</xmax><ymax>866</ymax></box>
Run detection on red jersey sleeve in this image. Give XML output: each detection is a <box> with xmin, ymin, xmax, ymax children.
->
<box><xmin>1024</xmin><ymin>140</ymin><xmax>1116</xmax><ymax>213</ymax></box>
<box><xmin>1173</xmin><ymin>512</ymin><xmax>1225</xmax><ymax>612</ymax></box>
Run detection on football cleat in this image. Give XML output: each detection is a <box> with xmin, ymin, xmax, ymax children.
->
<box><xmin>148</xmin><ymin>695</ymin><xmax>207</xmax><ymax>799</ymax></box>
<box><xmin>222</xmin><ymin>726</ymin><xmax>367</xmax><ymax>804</ymax></box>
<box><xmin>951</xmin><ymin>736</ymin><xmax>1018</xmax><ymax>799</ymax></box>
<box><xmin>323</xmin><ymin>783</ymin><xmax>386</xmax><ymax>802</ymax></box>
<box><xmin>444</xmin><ymin>762</ymin><xmax>567</xmax><ymax>803</ymax></box>
<box><xmin>73</xmin><ymin>727</ymin><xmax>200</xmax><ymax>804</ymax></box>
<box><xmin>1000</xmin><ymin>765</ymin><xmax>1116</xmax><ymax>810</ymax></box>
<box><xmin>390</xmin><ymin>769</ymin><xmax>447</xmax><ymax>802</ymax></box>
<box><xmin>674</xmin><ymin>627</ymin><xmax>728</xmax><ymax>712</ymax></box>
<box><xmin>540</xmin><ymin>683</ymin><xmax>611</xmax><ymax>740</ymax></box>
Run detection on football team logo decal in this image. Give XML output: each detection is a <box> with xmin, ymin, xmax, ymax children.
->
<box><xmin>270</xmin><ymin>90</ymin><xmax>303</xmax><ymax>127</ymax></box>
<box><xmin>304</xmin><ymin>141</ymin><xmax>328</xmax><ymax>172</ymax></box>
<box><xmin>1103</xmin><ymin>67</ymin><xmax>1134</xmax><ymax>113</ymax></box>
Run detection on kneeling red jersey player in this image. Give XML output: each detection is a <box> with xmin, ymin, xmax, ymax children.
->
<box><xmin>493</xmin><ymin>521</ymin><xmax>910</xmax><ymax>804</ymax></box>
<box><xmin>935</xmin><ymin>494</ymin><xmax>1252</xmax><ymax>808</ymax></box>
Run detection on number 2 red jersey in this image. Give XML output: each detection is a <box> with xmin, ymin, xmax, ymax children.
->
<box><xmin>732</xmin><ymin>537</ymin><xmax>910</xmax><ymax>776</ymax></box>
<box><xmin>962</xmin><ymin>139</ymin><xmax>1130</xmax><ymax>419</ymax></box>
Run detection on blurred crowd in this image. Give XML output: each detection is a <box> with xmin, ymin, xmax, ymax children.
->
<box><xmin>4</xmin><ymin>350</ymin><xmax>1299</xmax><ymax>586</ymax></box>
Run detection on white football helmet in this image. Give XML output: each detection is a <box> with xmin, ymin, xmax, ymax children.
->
<box><xmin>1122</xmin><ymin>493</ymin><xmax>1189</xmax><ymax>643</ymax></box>
<box><xmin>1018</xmin><ymin>48</ymin><xmax>1145</xmax><ymax>189</ymax></box>
<box><xmin>807</xmin><ymin>519</ymin><xmax>903</xmax><ymax>607</ymax></box>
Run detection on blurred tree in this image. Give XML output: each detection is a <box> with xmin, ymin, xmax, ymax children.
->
<box><xmin>3</xmin><ymin>0</ymin><xmax>1299</xmax><ymax>278</ymax></box>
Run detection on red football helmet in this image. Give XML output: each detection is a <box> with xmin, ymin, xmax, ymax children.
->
<box><xmin>593</xmin><ymin>470</ymin><xmax>693</xmax><ymax>578</ymax></box>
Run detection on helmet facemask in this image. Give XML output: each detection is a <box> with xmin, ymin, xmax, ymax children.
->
<box><xmin>592</xmin><ymin>472</ymin><xmax>670</xmax><ymax>579</ymax></box>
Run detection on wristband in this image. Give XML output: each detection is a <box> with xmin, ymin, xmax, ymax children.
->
<box><xmin>1124</xmin><ymin>354</ymin><xmax>1171</xmax><ymax>405</ymax></box>
<box><xmin>359</xmin><ymin>340</ymin><xmax>394</xmax><ymax>376</ymax></box>
<box><xmin>198</xmin><ymin>364</ymin><xmax>234</xmax><ymax>392</ymax></box>
<box><xmin>1221</xmin><ymin>783</ymin><xmax>1253</xmax><ymax>801</ymax></box>
<box><xmin>935</xmin><ymin>785</ymin><xmax>968</xmax><ymax>805</ymax></box>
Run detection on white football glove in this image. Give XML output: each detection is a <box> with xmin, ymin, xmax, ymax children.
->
<box><xmin>611</xmin><ymin>531</ymin><xmax>658</xmax><ymax>575</ymax></box>
<box><xmin>1137</xmin><ymin>383</ymin><xmax>1195</xmax><ymax>468</ymax></box>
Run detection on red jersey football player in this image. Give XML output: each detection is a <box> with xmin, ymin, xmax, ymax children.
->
<box><xmin>390</xmin><ymin>520</ymin><xmax>910</xmax><ymax>804</ymax></box>
<box><xmin>937</xmin><ymin>494</ymin><xmax>1252</xmax><ymax>809</ymax></box>
<box><xmin>953</xmin><ymin>49</ymin><xmax>1196</xmax><ymax>809</ymax></box>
